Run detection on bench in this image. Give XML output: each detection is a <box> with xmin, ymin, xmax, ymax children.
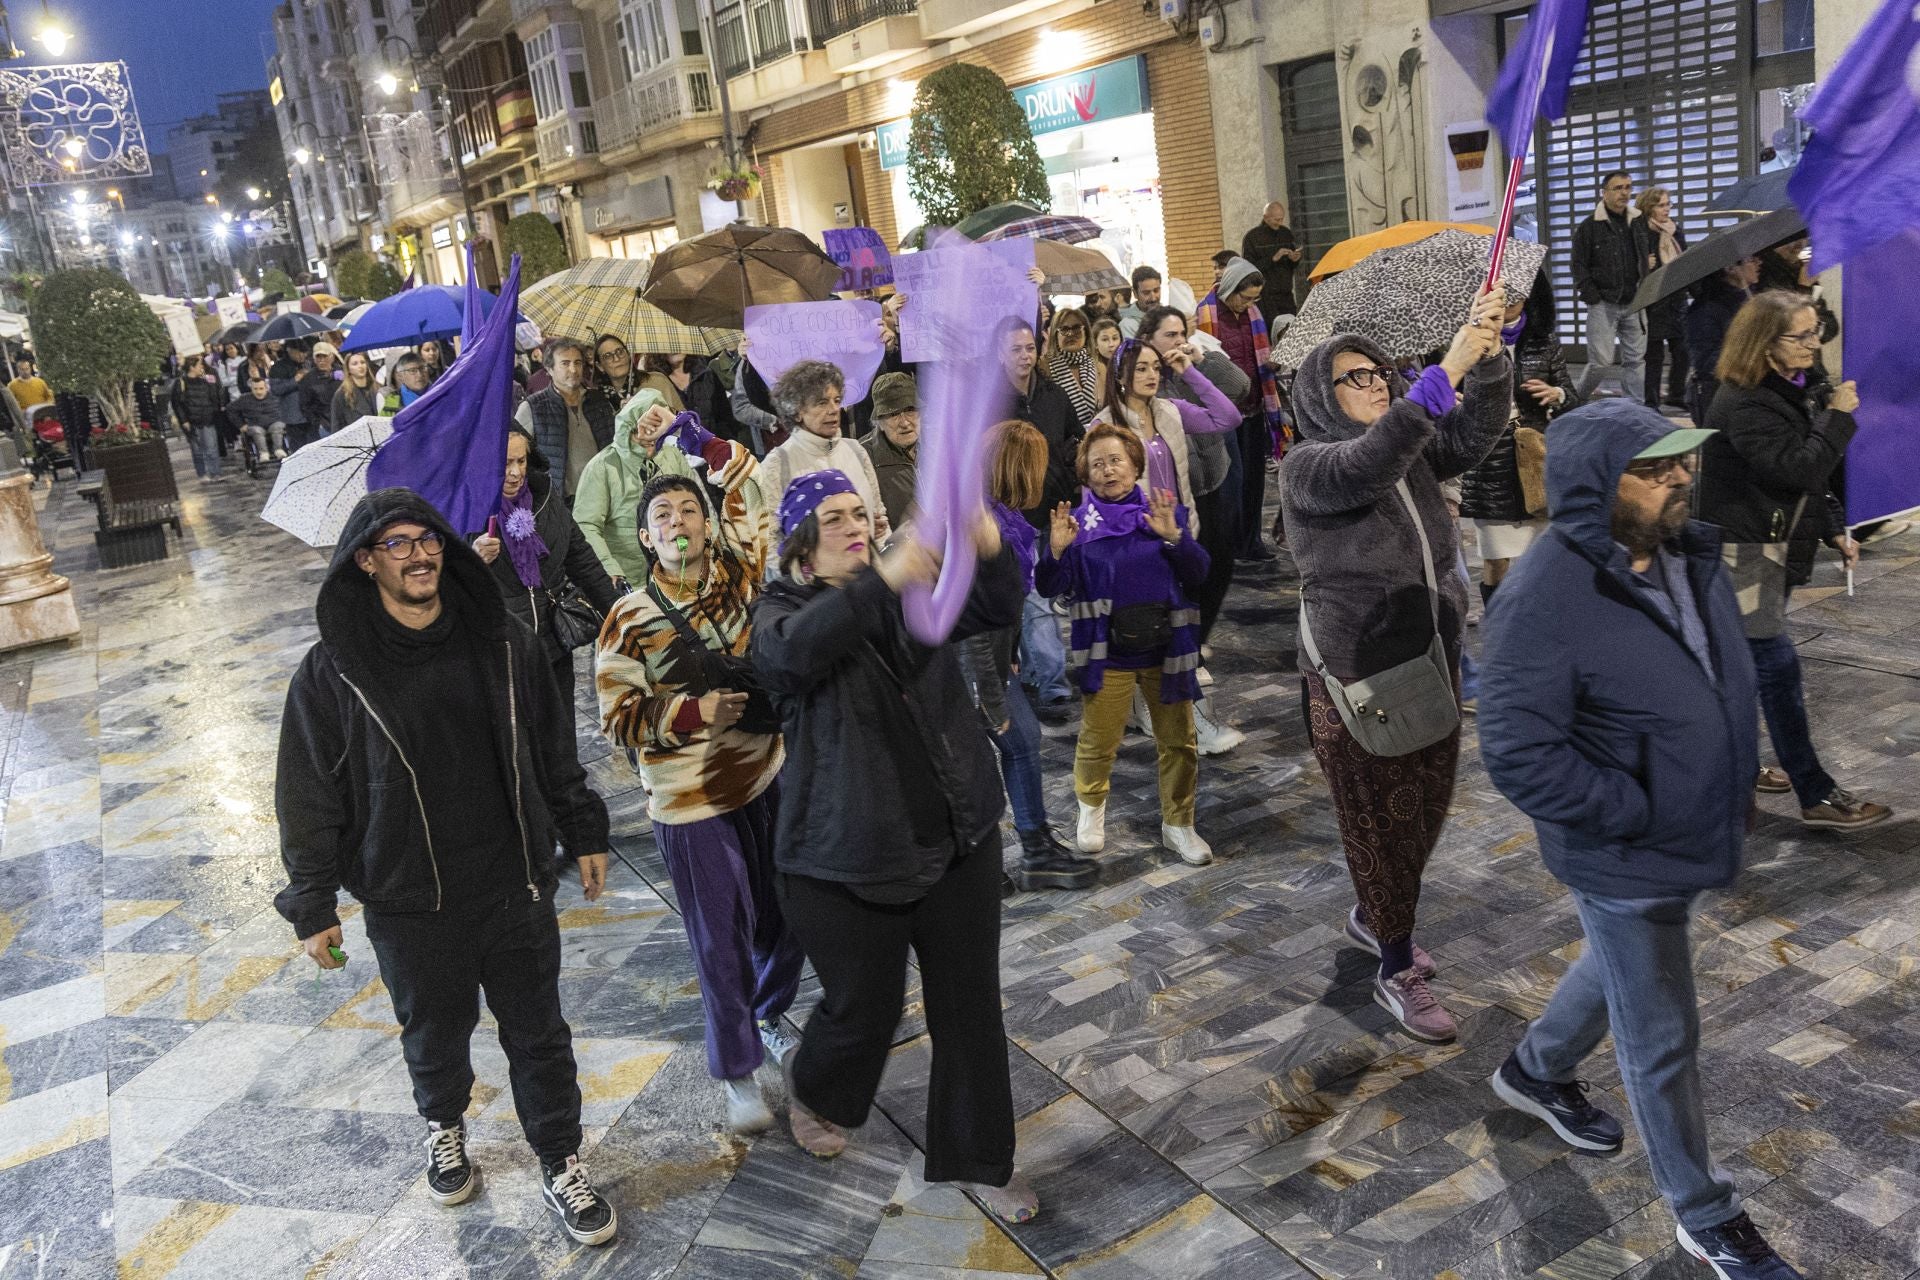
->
<box><xmin>93</xmin><ymin>484</ymin><xmax>181</xmax><ymax>569</ymax></box>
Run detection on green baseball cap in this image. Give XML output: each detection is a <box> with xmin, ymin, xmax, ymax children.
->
<box><xmin>1633</xmin><ymin>427</ymin><xmax>1715</xmax><ymax>459</ymax></box>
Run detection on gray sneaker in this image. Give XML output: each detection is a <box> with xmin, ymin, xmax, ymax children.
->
<box><xmin>1374</xmin><ymin>969</ymin><xmax>1457</xmax><ymax>1042</ymax></box>
<box><xmin>758</xmin><ymin>1018</ymin><xmax>799</xmax><ymax>1066</ymax></box>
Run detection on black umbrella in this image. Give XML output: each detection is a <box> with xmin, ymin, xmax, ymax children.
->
<box><xmin>1628</xmin><ymin>206</ymin><xmax>1806</xmax><ymax>314</ymax></box>
<box><xmin>209</xmin><ymin>322</ymin><xmax>255</xmax><ymax>346</ymax></box>
<box><xmin>249</xmin><ymin>312</ymin><xmax>335</xmax><ymax>343</ymax></box>
<box><xmin>324</xmin><ymin>299</ymin><xmax>366</xmax><ymax>320</ymax></box>
<box><xmin>1704</xmin><ymin>166</ymin><xmax>1795</xmax><ymax>215</ymax></box>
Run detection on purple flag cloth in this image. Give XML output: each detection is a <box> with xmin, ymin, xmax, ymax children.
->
<box><xmin>1790</xmin><ymin>0</ymin><xmax>1920</xmax><ymax>274</ymax></box>
<box><xmin>459</xmin><ymin>242</ymin><xmax>481</xmax><ymax>357</ymax></box>
<box><xmin>1485</xmin><ymin>0</ymin><xmax>1591</xmax><ymax>158</ymax></box>
<box><xmin>368</xmin><ymin>253</ymin><xmax>524</xmax><ymax>536</ymax></box>
<box><xmin>1840</xmin><ymin>228</ymin><xmax>1920</xmax><ymax>526</ymax></box>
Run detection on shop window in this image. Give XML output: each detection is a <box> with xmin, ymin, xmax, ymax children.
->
<box><xmin>1278</xmin><ymin>56</ymin><xmax>1350</xmax><ymax>293</ymax></box>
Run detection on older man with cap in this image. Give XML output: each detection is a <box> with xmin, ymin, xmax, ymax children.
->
<box><xmin>299</xmin><ymin>341</ymin><xmax>344</xmax><ymax>437</ymax></box>
<box><xmin>857</xmin><ymin>371</ymin><xmax>920</xmax><ymax>530</ymax></box>
<box><xmin>1480</xmin><ymin>399</ymin><xmax>1801</xmax><ymax>1280</ymax></box>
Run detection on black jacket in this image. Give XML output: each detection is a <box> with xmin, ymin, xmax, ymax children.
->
<box><xmin>1697</xmin><ymin>372</ymin><xmax>1856</xmax><ymax>585</ymax></box>
<box><xmin>475</xmin><ymin>466</ymin><xmax>620</xmax><ymax>658</ymax></box>
<box><xmin>1630</xmin><ymin>219</ymin><xmax>1689</xmax><ymax>338</ymax></box>
<box><xmin>300</xmin><ymin>371</ymin><xmax>340</xmax><ymax>433</ymax></box>
<box><xmin>1683</xmin><ymin>279</ymin><xmax>1748</xmax><ymax>395</ymax></box>
<box><xmin>1458</xmin><ymin>331</ymin><xmax>1579</xmax><ymax>523</ymax></box>
<box><xmin>273</xmin><ymin>487</ymin><xmax>611</xmax><ymax>940</ymax></box>
<box><xmin>749</xmin><ymin>546</ymin><xmax>1023</xmax><ymax>898</ymax></box>
<box><xmin>170</xmin><ymin>375</ymin><xmax>226</xmax><ymax>428</ymax></box>
<box><xmin>1571</xmin><ymin>207</ymin><xmax>1642</xmax><ymax>305</ymax></box>
<box><xmin>1010</xmin><ymin>370</ymin><xmax>1082</xmax><ymax>530</ymax></box>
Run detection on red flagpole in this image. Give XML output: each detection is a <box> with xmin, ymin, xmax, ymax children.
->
<box><xmin>1485</xmin><ymin>154</ymin><xmax>1528</xmax><ymax>291</ymax></box>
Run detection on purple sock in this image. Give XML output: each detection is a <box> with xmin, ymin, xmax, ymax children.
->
<box><xmin>1379</xmin><ymin>936</ymin><xmax>1415</xmax><ymax>979</ymax></box>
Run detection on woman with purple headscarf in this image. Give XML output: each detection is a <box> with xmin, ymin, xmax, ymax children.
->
<box><xmin>472</xmin><ymin>425</ymin><xmax>620</xmax><ymax>695</ymax></box>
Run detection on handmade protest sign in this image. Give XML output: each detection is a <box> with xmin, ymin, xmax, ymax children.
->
<box><xmin>823</xmin><ymin>227</ymin><xmax>893</xmax><ymax>292</ymax></box>
<box><xmin>894</xmin><ymin>239</ymin><xmax>1037</xmax><ymax>364</ymax></box>
<box><xmin>743</xmin><ymin>299</ymin><xmax>885</xmax><ymax>403</ymax></box>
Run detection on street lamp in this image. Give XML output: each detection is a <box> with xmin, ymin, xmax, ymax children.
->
<box><xmin>292</xmin><ymin>145</ymin><xmax>311</xmax><ymax>166</ymax></box>
<box><xmin>378</xmin><ymin>34</ymin><xmax>476</xmax><ymax>267</ymax></box>
<box><xmin>246</xmin><ymin>185</ymin><xmax>262</xmax><ymax>201</ymax></box>
<box><xmin>375</xmin><ymin>71</ymin><xmax>399</xmax><ymax>96</ymax></box>
<box><xmin>34</xmin><ymin>7</ymin><xmax>71</xmax><ymax>57</ymax></box>
<box><xmin>61</xmin><ymin>137</ymin><xmax>82</xmax><ymax>159</ymax></box>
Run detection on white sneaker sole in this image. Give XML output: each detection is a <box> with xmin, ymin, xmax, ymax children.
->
<box><xmin>1372</xmin><ymin>986</ymin><xmax>1455</xmax><ymax>1042</ymax></box>
<box><xmin>543</xmin><ymin>1188</ymin><xmax>618</xmax><ymax>1245</ymax></box>
<box><xmin>429</xmin><ymin>1165</ymin><xmax>480</xmax><ymax>1206</ymax></box>
<box><xmin>1674</xmin><ymin>1224</ymin><xmax>1742</xmax><ymax>1278</ymax></box>
<box><xmin>1488</xmin><ymin>1069</ymin><xmax>1621</xmax><ymax>1152</ymax></box>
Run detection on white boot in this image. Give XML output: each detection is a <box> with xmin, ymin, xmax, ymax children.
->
<box><xmin>1076</xmin><ymin>801</ymin><xmax>1106</xmax><ymax>854</ymax></box>
<box><xmin>1162</xmin><ymin>823</ymin><xmax>1213</xmax><ymax>866</ymax></box>
<box><xmin>1193</xmin><ymin>698</ymin><xmax>1245</xmax><ymax>756</ymax></box>
<box><xmin>722</xmin><ymin>1077</ymin><xmax>774</xmax><ymax>1134</ymax></box>
<box><xmin>1196</xmin><ymin>665</ymin><xmax>1215</xmax><ymax>688</ymax></box>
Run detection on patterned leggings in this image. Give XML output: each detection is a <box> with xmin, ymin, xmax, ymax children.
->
<box><xmin>1304</xmin><ymin>674</ymin><xmax>1460</xmax><ymax>945</ymax></box>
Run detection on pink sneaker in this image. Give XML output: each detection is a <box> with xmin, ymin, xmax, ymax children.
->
<box><xmin>1374</xmin><ymin>969</ymin><xmax>1457</xmax><ymax>1042</ymax></box>
<box><xmin>1346</xmin><ymin>907</ymin><xmax>1437</xmax><ymax>978</ymax></box>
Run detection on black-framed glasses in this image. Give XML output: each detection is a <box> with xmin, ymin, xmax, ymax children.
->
<box><xmin>1624</xmin><ymin>453</ymin><xmax>1696</xmax><ymax>484</ymax></box>
<box><xmin>371</xmin><ymin>531</ymin><xmax>445</xmax><ymax>559</ymax></box>
<box><xmin>598</xmin><ymin>346</ymin><xmax>631</xmax><ymax>361</ymax></box>
<box><xmin>1333</xmin><ymin>365</ymin><xmax>1396</xmax><ymax>390</ymax></box>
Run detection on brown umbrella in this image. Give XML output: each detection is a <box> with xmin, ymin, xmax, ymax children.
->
<box><xmin>1033</xmin><ymin>239</ymin><xmax>1127</xmax><ymax>295</ymax></box>
<box><xmin>643</xmin><ymin>224</ymin><xmax>843</xmax><ymax>329</ymax></box>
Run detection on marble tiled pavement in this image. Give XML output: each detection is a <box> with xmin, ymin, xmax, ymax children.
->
<box><xmin>2</xmin><ymin>441</ymin><xmax>1918</xmax><ymax>1279</ymax></box>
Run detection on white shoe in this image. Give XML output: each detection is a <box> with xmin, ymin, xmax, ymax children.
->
<box><xmin>1076</xmin><ymin>801</ymin><xmax>1106</xmax><ymax>854</ymax></box>
<box><xmin>723</xmin><ymin>1077</ymin><xmax>774</xmax><ymax>1134</ymax></box>
<box><xmin>1200</xmin><ymin>643</ymin><xmax>1214</xmax><ymax>661</ymax></box>
<box><xmin>1161</xmin><ymin>823</ymin><xmax>1212</xmax><ymax>866</ymax></box>
<box><xmin>1196</xmin><ymin>665</ymin><xmax>1215</xmax><ymax>688</ymax></box>
<box><xmin>1130</xmin><ymin>688</ymin><xmax>1152</xmax><ymax>735</ymax></box>
<box><xmin>1193</xmin><ymin>701</ymin><xmax>1245</xmax><ymax>756</ymax></box>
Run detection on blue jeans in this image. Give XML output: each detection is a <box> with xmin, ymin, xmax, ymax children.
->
<box><xmin>1515</xmin><ymin>890</ymin><xmax>1740</xmax><ymax>1234</ymax></box>
<box><xmin>989</xmin><ymin>680</ymin><xmax>1046</xmax><ymax>832</ymax></box>
<box><xmin>1019</xmin><ymin>590</ymin><xmax>1072</xmax><ymax>705</ymax></box>
<box><xmin>1748</xmin><ymin>630</ymin><xmax>1835</xmax><ymax>808</ymax></box>
<box><xmin>188</xmin><ymin>425</ymin><xmax>221</xmax><ymax>479</ymax></box>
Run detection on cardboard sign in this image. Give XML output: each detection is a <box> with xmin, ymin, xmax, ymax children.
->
<box><xmin>162</xmin><ymin>310</ymin><xmax>206</xmax><ymax>357</ymax></box>
<box><xmin>214</xmin><ymin>294</ymin><xmax>247</xmax><ymax>326</ymax></box>
<box><xmin>823</xmin><ymin>227</ymin><xmax>893</xmax><ymax>292</ymax></box>
<box><xmin>894</xmin><ymin>239</ymin><xmax>1038</xmax><ymax>364</ymax></box>
<box><xmin>744</xmin><ymin>299</ymin><xmax>886</xmax><ymax>404</ymax></box>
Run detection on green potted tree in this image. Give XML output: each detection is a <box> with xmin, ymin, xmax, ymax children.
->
<box><xmin>906</xmin><ymin>64</ymin><xmax>1050</xmax><ymax>228</ymax></box>
<box><xmin>504</xmin><ymin>213</ymin><xmax>570</xmax><ymax>285</ymax></box>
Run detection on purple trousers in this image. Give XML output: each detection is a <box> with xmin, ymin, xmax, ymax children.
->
<box><xmin>654</xmin><ymin>782</ymin><xmax>804</xmax><ymax>1081</ymax></box>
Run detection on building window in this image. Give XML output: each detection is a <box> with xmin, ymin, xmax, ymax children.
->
<box><xmin>618</xmin><ymin>0</ymin><xmax>674</xmax><ymax>77</ymax></box>
<box><xmin>1278</xmin><ymin>55</ymin><xmax>1350</xmax><ymax>297</ymax></box>
<box><xmin>527</xmin><ymin>29</ymin><xmax>563</xmax><ymax>119</ymax></box>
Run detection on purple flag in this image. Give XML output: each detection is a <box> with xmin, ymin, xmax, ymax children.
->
<box><xmin>367</xmin><ymin>253</ymin><xmax>523</xmax><ymax>536</ymax></box>
<box><xmin>1840</xmin><ymin>229</ymin><xmax>1920</xmax><ymax>526</ymax></box>
<box><xmin>458</xmin><ymin>241</ymin><xmax>481</xmax><ymax>356</ymax></box>
<box><xmin>1485</xmin><ymin>0</ymin><xmax>1591</xmax><ymax>159</ymax></box>
<box><xmin>1789</xmin><ymin>0</ymin><xmax>1920</xmax><ymax>274</ymax></box>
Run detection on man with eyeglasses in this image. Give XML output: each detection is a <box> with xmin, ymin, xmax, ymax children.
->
<box><xmin>1572</xmin><ymin>171</ymin><xmax>1648</xmax><ymax>400</ymax></box>
<box><xmin>1480</xmin><ymin>401</ymin><xmax>1804</xmax><ymax>1279</ymax></box>
<box><xmin>275</xmin><ymin>487</ymin><xmax>619</xmax><ymax>1249</ymax></box>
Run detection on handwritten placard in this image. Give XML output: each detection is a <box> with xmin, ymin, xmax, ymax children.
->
<box><xmin>744</xmin><ymin>299</ymin><xmax>886</xmax><ymax>404</ymax></box>
<box><xmin>823</xmin><ymin>227</ymin><xmax>894</xmax><ymax>292</ymax></box>
<box><xmin>214</xmin><ymin>294</ymin><xmax>248</xmax><ymax>326</ymax></box>
<box><xmin>894</xmin><ymin>239</ymin><xmax>1037</xmax><ymax>364</ymax></box>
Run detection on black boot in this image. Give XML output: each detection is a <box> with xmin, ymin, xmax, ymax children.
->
<box><xmin>1478</xmin><ymin>579</ymin><xmax>1496</xmax><ymax>608</ymax></box>
<box><xmin>1017</xmin><ymin>827</ymin><xmax>1100</xmax><ymax>890</ymax></box>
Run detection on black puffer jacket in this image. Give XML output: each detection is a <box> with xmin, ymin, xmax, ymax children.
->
<box><xmin>1697</xmin><ymin>372</ymin><xmax>1856</xmax><ymax>586</ymax></box>
<box><xmin>1459</xmin><ymin>331</ymin><xmax>1579</xmax><ymax>523</ymax></box>
<box><xmin>274</xmin><ymin>487</ymin><xmax>610</xmax><ymax>940</ymax></box>
<box><xmin>170</xmin><ymin>374</ymin><xmax>226</xmax><ymax>428</ymax></box>
<box><xmin>474</xmin><ymin>463</ymin><xmax>620</xmax><ymax>658</ymax></box>
<box><xmin>750</xmin><ymin>546</ymin><xmax>1023</xmax><ymax>898</ymax></box>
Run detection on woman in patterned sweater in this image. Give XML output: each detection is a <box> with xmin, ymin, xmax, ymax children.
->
<box><xmin>594</xmin><ymin>414</ymin><xmax>803</xmax><ymax>1135</ymax></box>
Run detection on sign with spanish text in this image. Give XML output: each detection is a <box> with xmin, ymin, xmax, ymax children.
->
<box><xmin>893</xmin><ymin>239</ymin><xmax>1037</xmax><ymax>363</ymax></box>
<box><xmin>876</xmin><ymin>56</ymin><xmax>1150</xmax><ymax>171</ymax></box>
<box><xmin>744</xmin><ymin>300</ymin><xmax>886</xmax><ymax>404</ymax></box>
<box><xmin>823</xmin><ymin>227</ymin><xmax>894</xmax><ymax>292</ymax></box>
<box><xmin>214</xmin><ymin>295</ymin><xmax>247</xmax><ymax>326</ymax></box>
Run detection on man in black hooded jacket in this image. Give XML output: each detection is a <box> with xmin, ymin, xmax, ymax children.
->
<box><xmin>274</xmin><ymin>487</ymin><xmax>618</xmax><ymax>1247</ymax></box>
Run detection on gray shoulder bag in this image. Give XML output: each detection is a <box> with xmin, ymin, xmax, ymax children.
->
<box><xmin>1719</xmin><ymin>495</ymin><xmax>1807</xmax><ymax>640</ymax></box>
<box><xmin>1297</xmin><ymin>480</ymin><xmax>1461</xmax><ymax>756</ymax></box>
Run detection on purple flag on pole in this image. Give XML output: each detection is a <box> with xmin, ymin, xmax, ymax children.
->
<box><xmin>1789</xmin><ymin>0</ymin><xmax>1920</xmax><ymax>274</ymax></box>
<box><xmin>1840</xmin><ymin>229</ymin><xmax>1920</xmax><ymax>526</ymax></box>
<box><xmin>367</xmin><ymin>253</ymin><xmax>523</xmax><ymax>536</ymax></box>
<box><xmin>459</xmin><ymin>241</ymin><xmax>481</xmax><ymax>356</ymax></box>
<box><xmin>1485</xmin><ymin>0</ymin><xmax>1592</xmax><ymax>158</ymax></box>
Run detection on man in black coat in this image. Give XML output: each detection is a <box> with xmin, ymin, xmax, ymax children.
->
<box><xmin>1571</xmin><ymin>171</ymin><xmax>1646</xmax><ymax>400</ymax></box>
<box><xmin>274</xmin><ymin>487</ymin><xmax>618</xmax><ymax>1248</ymax></box>
<box><xmin>1240</xmin><ymin>201</ymin><xmax>1302</xmax><ymax>319</ymax></box>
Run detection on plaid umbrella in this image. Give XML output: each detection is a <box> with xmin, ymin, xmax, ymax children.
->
<box><xmin>1034</xmin><ymin>239</ymin><xmax>1126</xmax><ymax>294</ymax></box>
<box><xmin>1273</xmin><ymin>229</ymin><xmax>1547</xmax><ymax>370</ymax></box>
<box><xmin>520</xmin><ymin>257</ymin><xmax>739</xmax><ymax>356</ymax></box>
<box><xmin>978</xmin><ymin>213</ymin><xmax>1105</xmax><ymax>246</ymax></box>
<box><xmin>644</xmin><ymin>225</ymin><xmax>842</xmax><ymax>330</ymax></box>
<box><xmin>950</xmin><ymin>201</ymin><xmax>1044</xmax><ymax>240</ymax></box>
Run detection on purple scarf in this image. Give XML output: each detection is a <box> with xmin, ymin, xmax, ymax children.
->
<box><xmin>1501</xmin><ymin>314</ymin><xmax>1528</xmax><ymax>346</ymax></box>
<box><xmin>991</xmin><ymin>499</ymin><xmax>1037</xmax><ymax>593</ymax></box>
<box><xmin>497</xmin><ymin>483</ymin><xmax>548</xmax><ymax>589</ymax></box>
<box><xmin>1072</xmin><ymin>486</ymin><xmax>1151</xmax><ymax>543</ymax></box>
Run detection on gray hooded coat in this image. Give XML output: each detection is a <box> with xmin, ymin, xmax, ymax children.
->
<box><xmin>1279</xmin><ymin>335</ymin><xmax>1512</xmax><ymax>681</ymax></box>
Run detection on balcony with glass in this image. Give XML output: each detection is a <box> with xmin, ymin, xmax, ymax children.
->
<box><xmin>526</xmin><ymin>22</ymin><xmax>603</xmax><ymax>179</ymax></box>
<box><xmin>596</xmin><ymin>0</ymin><xmax>723</xmax><ymax>159</ymax></box>
<box><xmin>710</xmin><ymin>0</ymin><xmax>829</xmax><ymax>109</ymax></box>
<box><xmin>808</xmin><ymin>0</ymin><xmax>921</xmax><ymax>74</ymax></box>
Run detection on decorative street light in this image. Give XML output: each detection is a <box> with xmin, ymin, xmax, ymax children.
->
<box><xmin>377</xmin><ymin>34</ymin><xmax>477</xmax><ymax>266</ymax></box>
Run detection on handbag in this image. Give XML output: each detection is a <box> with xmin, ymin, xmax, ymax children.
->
<box><xmin>1513</xmin><ymin>425</ymin><xmax>1548</xmax><ymax>518</ymax></box>
<box><xmin>644</xmin><ymin>582</ymin><xmax>781</xmax><ymax>736</ymax></box>
<box><xmin>1297</xmin><ymin>480</ymin><xmax>1460</xmax><ymax>757</ymax></box>
<box><xmin>546</xmin><ymin>585</ymin><xmax>605</xmax><ymax>652</ymax></box>
<box><xmin>1108</xmin><ymin>602</ymin><xmax>1172</xmax><ymax>655</ymax></box>
<box><xmin>1720</xmin><ymin>496</ymin><xmax>1807</xmax><ymax>640</ymax></box>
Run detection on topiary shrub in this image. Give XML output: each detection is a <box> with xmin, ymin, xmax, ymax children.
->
<box><xmin>260</xmin><ymin>266</ymin><xmax>297</xmax><ymax>302</ymax></box>
<box><xmin>332</xmin><ymin>248</ymin><xmax>377</xmax><ymax>299</ymax></box>
<box><xmin>504</xmin><ymin>214</ymin><xmax>569</xmax><ymax>284</ymax></box>
<box><xmin>906</xmin><ymin>63</ymin><xmax>1050</xmax><ymax>229</ymax></box>
<box><xmin>28</xmin><ymin>268</ymin><xmax>171</xmax><ymax>427</ymax></box>
<box><xmin>363</xmin><ymin>259</ymin><xmax>404</xmax><ymax>301</ymax></box>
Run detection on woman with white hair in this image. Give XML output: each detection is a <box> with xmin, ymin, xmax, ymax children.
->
<box><xmin>757</xmin><ymin>360</ymin><xmax>890</xmax><ymax>541</ymax></box>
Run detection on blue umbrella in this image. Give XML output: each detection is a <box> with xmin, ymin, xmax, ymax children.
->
<box><xmin>338</xmin><ymin>285</ymin><xmax>507</xmax><ymax>353</ymax></box>
<box><xmin>1704</xmin><ymin>166</ymin><xmax>1795</xmax><ymax>214</ymax></box>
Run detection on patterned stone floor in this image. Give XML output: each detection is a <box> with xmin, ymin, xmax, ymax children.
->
<box><xmin>2</xmin><ymin>441</ymin><xmax>1918</xmax><ymax>1279</ymax></box>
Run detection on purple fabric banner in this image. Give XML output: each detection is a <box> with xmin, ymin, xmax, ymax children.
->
<box><xmin>367</xmin><ymin>254</ymin><xmax>524</xmax><ymax>535</ymax></box>
<box><xmin>1485</xmin><ymin>0</ymin><xmax>1591</xmax><ymax>158</ymax></box>
<box><xmin>824</xmin><ymin>227</ymin><xmax>894</xmax><ymax>291</ymax></box>
<box><xmin>744</xmin><ymin>300</ymin><xmax>886</xmax><ymax>404</ymax></box>
<box><xmin>893</xmin><ymin>239</ymin><xmax>1038</xmax><ymax>365</ymax></box>
<box><xmin>1841</xmin><ymin>228</ymin><xmax>1920</xmax><ymax>526</ymax></box>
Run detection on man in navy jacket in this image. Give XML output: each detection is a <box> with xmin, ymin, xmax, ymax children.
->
<box><xmin>1480</xmin><ymin>400</ymin><xmax>1800</xmax><ymax>1280</ymax></box>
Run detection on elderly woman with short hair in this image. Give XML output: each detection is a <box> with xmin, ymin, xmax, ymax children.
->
<box><xmin>757</xmin><ymin>360</ymin><xmax>890</xmax><ymax>541</ymax></box>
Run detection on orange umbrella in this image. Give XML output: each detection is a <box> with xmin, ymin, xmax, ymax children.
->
<box><xmin>1309</xmin><ymin>221</ymin><xmax>1494</xmax><ymax>281</ymax></box>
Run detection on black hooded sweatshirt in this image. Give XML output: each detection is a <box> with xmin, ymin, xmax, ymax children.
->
<box><xmin>273</xmin><ymin>487</ymin><xmax>611</xmax><ymax>940</ymax></box>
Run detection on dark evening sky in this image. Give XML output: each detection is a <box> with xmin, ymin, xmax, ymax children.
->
<box><xmin>57</xmin><ymin>0</ymin><xmax>284</xmax><ymax>142</ymax></box>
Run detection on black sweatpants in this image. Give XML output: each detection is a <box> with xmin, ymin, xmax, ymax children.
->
<box><xmin>1234</xmin><ymin>412</ymin><xmax>1272</xmax><ymax>557</ymax></box>
<box><xmin>1192</xmin><ymin>484</ymin><xmax>1238</xmax><ymax>642</ymax></box>
<box><xmin>776</xmin><ymin>832</ymin><xmax>1015</xmax><ymax>1187</ymax></box>
<box><xmin>364</xmin><ymin>890</ymin><xmax>583</xmax><ymax>1164</ymax></box>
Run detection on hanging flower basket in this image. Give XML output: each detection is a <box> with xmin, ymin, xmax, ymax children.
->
<box><xmin>705</xmin><ymin>164</ymin><xmax>763</xmax><ymax>203</ymax></box>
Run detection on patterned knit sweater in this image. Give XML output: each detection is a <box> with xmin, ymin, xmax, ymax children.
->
<box><xmin>594</xmin><ymin>449</ymin><xmax>782</xmax><ymax>825</ymax></box>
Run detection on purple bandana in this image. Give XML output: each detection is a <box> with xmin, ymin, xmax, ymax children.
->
<box><xmin>1110</xmin><ymin>337</ymin><xmax>1143</xmax><ymax>377</ymax></box>
<box><xmin>1071</xmin><ymin>486</ymin><xmax>1150</xmax><ymax>544</ymax></box>
<box><xmin>779</xmin><ymin>468</ymin><xmax>859</xmax><ymax>536</ymax></box>
<box><xmin>497</xmin><ymin>483</ymin><xmax>548</xmax><ymax>589</ymax></box>
<box><xmin>990</xmin><ymin>499</ymin><xmax>1037</xmax><ymax>593</ymax></box>
<box><xmin>1500</xmin><ymin>314</ymin><xmax>1528</xmax><ymax>345</ymax></box>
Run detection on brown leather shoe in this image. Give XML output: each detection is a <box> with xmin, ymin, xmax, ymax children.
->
<box><xmin>1801</xmin><ymin>789</ymin><xmax>1893</xmax><ymax>830</ymax></box>
<box><xmin>1755</xmin><ymin>767</ymin><xmax>1792</xmax><ymax>794</ymax></box>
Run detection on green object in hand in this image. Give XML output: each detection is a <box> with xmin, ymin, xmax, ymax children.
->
<box><xmin>328</xmin><ymin>945</ymin><xmax>348</xmax><ymax>964</ymax></box>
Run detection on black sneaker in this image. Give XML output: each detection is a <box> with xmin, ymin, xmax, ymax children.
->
<box><xmin>1489</xmin><ymin>1053</ymin><xmax>1624</xmax><ymax>1153</ymax></box>
<box><xmin>1676</xmin><ymin>1212</ymin><xmax>1803</xmax><ymax>1278</ymax></box>
<box><xmin>541</xmin><ymin>1155</ymin><xmax>617</xmax><ymax>1245</ymax></box>
<box><xmin>1016</xmin><ymin>828</ymin><xmax>1100</xmax><ymax>890</ymax></box>
<box><xmin>424</xmin><ymin>1121</ymin><xmax>478</xmax><ymax>1205</ymax></box>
